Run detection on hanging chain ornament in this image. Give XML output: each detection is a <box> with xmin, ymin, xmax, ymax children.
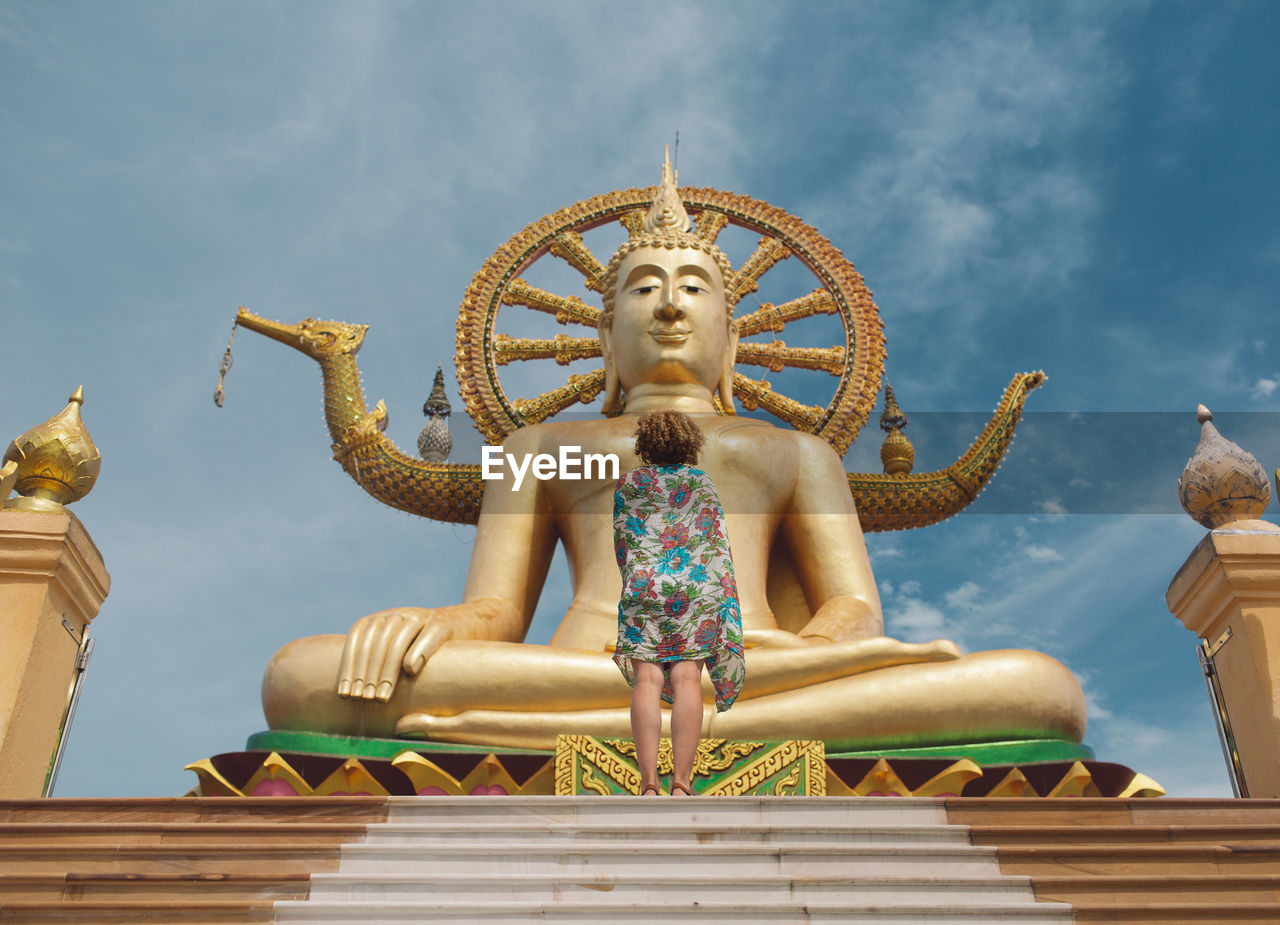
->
<box><xmin>213</xmin><ymin>321</ymin><xmax>237</xmax><ymax>407</ymax></box>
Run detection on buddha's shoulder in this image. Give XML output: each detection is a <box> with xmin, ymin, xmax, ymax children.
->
<box><xmin>713</xmin><ymin>417</ymin><xmax>832</xmax><ymax>451</ymax></box>
<box><xmin>502</xmin><ymin>417</ymin><xmax>633</xmax><ymax>450</ymax></box>
<box><xmin>504</xmin><ymin>417</ymin><xmax>607</xmax><ymax>437</ymax></box>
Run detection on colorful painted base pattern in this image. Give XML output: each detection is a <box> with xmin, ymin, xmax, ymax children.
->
<box><xmin>556</xmin><ymin>736</ymin><xmax>826</xmax><ymax>796</ymax></box>
<box><xmin>186</xmin><ymin>735</ymin><xmax>1164</xmax><ymax>798</ymax></box>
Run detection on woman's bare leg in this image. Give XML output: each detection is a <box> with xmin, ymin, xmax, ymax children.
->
<box><xmin>669</xmin><ymin>659</ymin><xmax>705</xmax><ymax>794</ymax></box>
<box><xmin>631</xmin><ymin>660</ymin><xmax>664</xmax><ymax>794</ymax></box>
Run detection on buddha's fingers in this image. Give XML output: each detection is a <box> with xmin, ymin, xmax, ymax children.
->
<box><xmin>377</xmin><ymin>615</ymin><xmax>423</xmax><ymax>702</ymax></box>
<box><xmin>361</xmin><ymin>612</ymin><xmax>411</xmax><ymax>701</ymax></box>
<box><xmin>356</xmin><ymin>613</ymin><xmax>393</xmax><ymax>699</ymax></box>
<box><xmin>403</xmin><ymin>619</ymin><xmax>454</xmax><ymax>677</ymax></box>
<box><xmin>741</xmin><ymin>636</ymin><xmax>961</xmax><ymax>699</ymax></box>
<box><xmin>337</xmin><ymin>616</ymin><xmax>373</xmax><ymax>698</ymax></box>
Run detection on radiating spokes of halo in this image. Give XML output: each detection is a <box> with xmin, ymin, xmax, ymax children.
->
<box><xmin>488</xmin><ymin>207</ymin><xmax>855</xmax><ymax>434</ymax></box>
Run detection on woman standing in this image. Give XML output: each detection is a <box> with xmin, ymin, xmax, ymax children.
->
<box><xmin>613</xmin><ymin>410</ymin><xmax>745</xmax><ymax>796</ymax></box>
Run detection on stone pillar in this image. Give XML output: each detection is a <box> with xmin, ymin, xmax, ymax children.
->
<box><xmin>0</xmin><ymin>509</ymin><xmax>110</xmax><ymax>797</ymax></box>
<box><xmin>1166</xmin><ymin>520</ymin><xmax>1280</xmax><ymax>797</ymax></box>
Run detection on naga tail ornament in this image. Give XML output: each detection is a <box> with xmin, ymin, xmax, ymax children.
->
<box><xmin>234</xmin><ymin>308</ymin><xmax>484</xmax><ymax>525</ymax></box>
<box><xmin>235</xmin><ymin>308</ymin><xmax>1041</xmax><ymax>532</ymax></box>
<box><xmin>849</xmin><ymin>371</ymin><xmax>1046</xmax><ymax>531</ymax></box>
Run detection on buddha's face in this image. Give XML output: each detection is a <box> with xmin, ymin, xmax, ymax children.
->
<box><xmin>606</xmin><ymin>245</ymin><xmax>732</xmax><ymax>393</ymax></box>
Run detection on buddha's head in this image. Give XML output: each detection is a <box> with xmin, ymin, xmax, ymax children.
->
<box><xmin>599</xmin><ymin>154</ymin><xmax>740</xmax><ymax>414</ymax></box>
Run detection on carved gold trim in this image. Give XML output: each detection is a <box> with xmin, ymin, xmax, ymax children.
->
<box><xmin>494</xmin><ymin>334</ymin><xmax>602</xmax><ymax>366</ymax></box>
<box><xmin>549</xmin><ymin>232</ymin><xmax>606</xmax><ymax>293</ymax></box>
<box><xmin>736</xmin><ymin>289</ymin><xmax>839</xmax><ymax>337</ymax></box>
<box><xmin>558</xmin><ymin>736</ymin><xmax>825</xmax><ymax>796</ymax></box>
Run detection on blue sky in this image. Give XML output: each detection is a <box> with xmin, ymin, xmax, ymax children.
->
<box><xmin>3</xmin><ymin>1</ymin><xmax>1277</xmax><ymax>798</ymax></box>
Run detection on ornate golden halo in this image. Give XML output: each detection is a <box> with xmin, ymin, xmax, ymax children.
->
<box><xmin>455</xmin><ymin>186</ymin><xmax>886</xmax><ymax>456</ymax></box>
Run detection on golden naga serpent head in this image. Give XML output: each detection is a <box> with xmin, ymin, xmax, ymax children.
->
<box><xmin>234</xmin><ymin>307</ymin><xmax>369</xmax><ymax>359</ymax></box>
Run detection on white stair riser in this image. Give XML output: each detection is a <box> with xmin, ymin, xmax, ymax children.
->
<box><xmin>307</xmin><ymin>875</ymin><xmax>1037</xmax><ymax>904</ymax></box>
<box><xmin>382</xmin><ymin>801</ymin><xmax>948</xmax><ymax>827</ymax></box>
<box><xmin>336</xmin><ymin>849</ymin><xmax>1002</xmax><ymax>877</ymax></box>
<box><xmin>360</xmin><ymin>825</ymin><xmax>970</xmax><ymax>846</ymax></box>
<box><xmin>275</xmin><ymin>901</ymin><xmax>1075</xmax><ymax>924</ymax></box>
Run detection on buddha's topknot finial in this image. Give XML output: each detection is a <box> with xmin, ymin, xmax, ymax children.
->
<box><xmin>600</xmin><ymin>149</ymin><xmax>739</xmax><ymax>334</ymax></box>
<box><xmin>642</xmin><ymin>144</ymin><xmax>693</xmax><ymax>236</ymax></box>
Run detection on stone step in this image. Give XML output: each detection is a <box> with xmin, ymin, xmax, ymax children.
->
<box><xmin>996</xmin><ymin>843</ymin><xmax>1280</xmax><ymax>876</ymax></box>
<box><xmin>0</xmin><ymin>872</ymin><xmax>310</xmax><ymax>903</ymax></box>
<box><xmin>307</xmin><ymin>870</ymin><xmax>1039</xmax><ymax>904</ymax></box>
<box><xmin>273</xmin><ymin>899</ymin><xmax>1075</xmax><ymax>924</ymax></box>
<box><xmin>970</xmin><ymin>823</ymin><xmax>1280</xmax><ymax>845</ymax></box>
<box><xmin>1031</xmin><ymin>873</ymin><xmax>1280</xmax><ymax>904</ymax></box>
<box><xmin>0</xmin><ymin>899</ymin><xmax>275</xmax><ymax>923</ymax></box>
<box><xmin>0</xmin><ymin>822</ymin><xmax>368</xmax><ymax>847</ymax></box>
<box><xmin>0</xmin><ymin>797</ymin><xmax>388</xmax><ymax>825</ymax></box>
<box><xmin>1067</xmin><ymin>902</ymin><xmax>1280</xmax><ymax>922</ymax></box>
<box><xmin>379</xmin><ymin>794</ymin><xmax>951</xmax><ymax>826</ymax></box>
<box><xmin>945</xmin><ymin>798</ymin><xmax>1280</xmax><ymax>827</ymax></box>
<box><xmin>335</xmin><ymin>841</ymin><xmax>1003</xmax><ymax>877</ymax></box>
<box><xmin>0</xmin><ymin>844</ymin><xmax>345</xmax><ymax>876</ymax></box>
<box><xmin>359</xmin><ymin>820</ymin><xmax>969</xmax><ymax>846</ymax></box>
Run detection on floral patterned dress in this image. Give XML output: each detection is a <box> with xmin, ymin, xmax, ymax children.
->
<box><xmin>613</xmin><ymin>464</ymin><xmax>745</xmax><ymax>712</ymax></box>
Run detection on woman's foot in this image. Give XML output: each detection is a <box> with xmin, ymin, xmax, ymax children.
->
<box><xmin>640</xmin><ymin>784</ymin><xmax>660</xmax><ymax>796</ymax></box>
<box><xmin>670</xmin><ymin>781</ymin><xmax>694</xmax><ymax>796</ymax></box>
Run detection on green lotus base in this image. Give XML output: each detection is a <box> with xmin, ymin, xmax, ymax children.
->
<box><xmin>246</xmin><ymin>729</ymin><xmax>1094</xmax><ymax>766</ymax></box>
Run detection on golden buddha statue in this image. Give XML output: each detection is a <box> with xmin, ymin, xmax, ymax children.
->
<box><xmin>246</xmin><ymin>155</ymin><xmax>1085</xmax><ymax>752</ymax></box>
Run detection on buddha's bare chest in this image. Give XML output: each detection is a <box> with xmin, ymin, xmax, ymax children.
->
<box><xmin>539</xmin><ymin>421</ymin><xmax>794</xmax><ymax>518</ymax></box>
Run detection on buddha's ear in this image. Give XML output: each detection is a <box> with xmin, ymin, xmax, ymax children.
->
<box><xmin>600</xmin><ymin>325</ymin><xmax>623</xmax><ymax>415</ymax></box>
<box><xmin>717</xmin><ymin>321</ymin><xmax>739</xmax><ymax>414</ymax></box>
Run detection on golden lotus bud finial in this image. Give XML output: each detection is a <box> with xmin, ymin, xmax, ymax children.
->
<box><xmin>1177</xmin><ymin>404</ymin><xmax>1271</xmax><ymax>529</ymax></box>
<box><xmin>879</xmin><ymin>380</ymin><xmax>915</xmax><ymax>475</ymax></box>
<box><xmin>2</xmin><ymin>386</ymin><xmax>102</xmax><ymax>512</ymax></box>
<box><xmin>642</xmin><ymin>144</ymin><xmax>693</xmax><ymax>236</ymax></box>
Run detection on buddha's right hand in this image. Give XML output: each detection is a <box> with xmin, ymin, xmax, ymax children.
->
<box><xmin>336</xmin><ymin>607</ymin><xmax>453</xmax><ymax>702</ymax></box>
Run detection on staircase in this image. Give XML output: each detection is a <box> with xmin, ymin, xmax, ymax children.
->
<box><xmin>0</xmin><ymin>796</ymin><xmax>1277</xmax><ymax>923</ymax></box>
<box><xmin>949</xmin><ymin>798</ymin><xmax>1280</xmax><ymax>922</ymax></box>
<box><xmin>0</xmin><ymin>798</ymin><xmax>386</xmax><ymax>923</ymax></box>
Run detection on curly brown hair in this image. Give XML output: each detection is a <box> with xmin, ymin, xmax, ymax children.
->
<box><xmin>634</xmin><ymin>410</ymin><xmax>705</xmax><ymax>467</ymax></box>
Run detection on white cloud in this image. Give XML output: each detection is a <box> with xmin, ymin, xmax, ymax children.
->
<box><xmin>800</xmin><ymin>5</ymin><xmax>1125</xmax><ymax>337</ymax></box>
<box><xmin>869</xmin><ymin>544</ymin><xmax>905</xmax><ymax>562</ymax></box>
<box><xmin>1089</xmin><ymin>713</ymin><xmax>1231</xmax><ymax>797</ymax></box>
<box><xmin>1251</xmin><ymin>377</ymin><xmax>1278</xmax><ymax>401</ymax></box>
<box><xmin>1071</xmin><ymin>667</ymin><xmax>1114</xmax><ymax>722</ymax></box>
<box><xmin>888</xmin><ymin>596</ymin><xmax>949</xmax><ymax>641</ymax></box>
<box><xmin>1024</xmin><ymin>544</ymin><xmax>1064</xmax><ymax>562</ymax></box>
<box><xmin>1039</xmin><ymin>499</ymin><xmax>1069</xmax><ymax>515</ymax></box>
<box><xmin>944</xmin><ymin>580</ymin><xmax>983</xmax><ymax>611</ymax></box>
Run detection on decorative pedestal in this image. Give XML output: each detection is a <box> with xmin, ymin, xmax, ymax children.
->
<box><xmin>1167</xmin><ymin>522</ymin><xmax>1280</xmax><ymax>797</ymax></box>
<box><xmin>0</xmin><ymin>509</ymin><xmax>109</xmax><ymax>797</ymax></box>
<box><xmin>185</xmin><ymin>731</ymin><xmax>1163</xmax><ymax>798</ymax></box>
